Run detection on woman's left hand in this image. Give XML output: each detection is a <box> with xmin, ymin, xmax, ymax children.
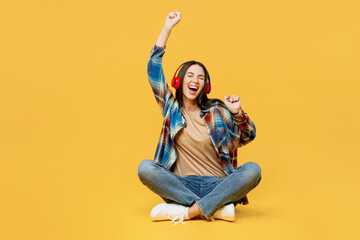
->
<box><xmin>224</xmin><ymin>95</ymin><xmax>241</xmax><ymax>114</ymax></box>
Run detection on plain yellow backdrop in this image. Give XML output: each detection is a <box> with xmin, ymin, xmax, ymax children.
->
<box><xmin>1</xmin><ymin>0</ymin><xmax>359</xmax><ymax>239</ymax></box>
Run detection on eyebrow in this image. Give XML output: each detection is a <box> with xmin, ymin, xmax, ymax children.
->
<box><xmin>187</xmin><ymin>71</ymin><xmax>205</xmax><ymax>77</ymax></box>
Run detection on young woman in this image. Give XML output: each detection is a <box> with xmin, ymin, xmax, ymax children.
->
<box><xmin>138</xmin><ymin>11</ymin><xmax>261</xmax><ymax>225</ymax></box>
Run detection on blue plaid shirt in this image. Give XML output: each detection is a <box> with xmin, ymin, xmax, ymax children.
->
<box><xmin>147</xmin><ymin>44</ymin><xmax>256</xmax><ymax>205</ymax></box>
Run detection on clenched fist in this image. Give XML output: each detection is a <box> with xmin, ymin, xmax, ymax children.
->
<box><xmin>224</xmin><ymin>95</ymin><xmax>241</xmax><ymax>114</ymax></box>
<box><xmin>164</xmin><ymin>11</ymin><xmax>181</xmax><ymax>30</ymax></box>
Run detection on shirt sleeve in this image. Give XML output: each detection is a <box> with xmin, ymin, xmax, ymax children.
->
<box><xmin>222</xmin><ymin>106</ymin><xmax>256</xmax><ymax>149</ymax></box>
<box><xmin>147</xmin><ymin>44</ymin><xmax>174</xmax><ymax>117</ymax></box>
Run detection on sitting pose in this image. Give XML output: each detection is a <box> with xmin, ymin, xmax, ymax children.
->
<box><xmin>138</xmin><ymin>11</ymin><xmax>261</xmax><ymax>224</ymax></box>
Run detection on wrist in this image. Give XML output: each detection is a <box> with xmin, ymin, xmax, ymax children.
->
<box><xmin>163</xmin><ymin>25</ymin><xmax>173</xmax><ymax>32</ymax></box>
<box><xmin>231</xmin><ymin>107</ymin><xmax>243</xmax><ymax>115</ymax></box>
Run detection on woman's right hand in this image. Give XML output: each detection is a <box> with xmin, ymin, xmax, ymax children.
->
<box><xmin>155</xmin><ymin>11</ymin><xmax>181</xmax><ymax>48</ymax></box>
<box><xmin>164</xmin><ymin>11</ymin><xmax>181</xmax><ymax>30</ymax></box>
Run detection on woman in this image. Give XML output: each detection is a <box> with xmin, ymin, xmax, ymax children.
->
<box><xmin>138</xmin><ymin>11</ymin><xmax>261</xmax><ymax>225</ymax></box>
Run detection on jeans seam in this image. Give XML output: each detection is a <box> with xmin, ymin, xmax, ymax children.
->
<box><xmin>173</xmin><ymin>175</ymin><xmax>201</xmax><ymax>200</ymax></box>
<box><xmin>196</xmin><ymin>199</ymin><xmax>211</xmax><ymax>220</ymax></box>
<box><xmin>202</xmin><ymin>182</ymin><xmax>220</xmax><ymax>187</ymax></box>
<box><xmin>198</xmin><ymin>178</ymin><xmax>225</xmax><ymax>198</ymax></box>
<box><xmin>194</xmin><ymin>170</ymin><xmax>245</xmax><ymax>218</ymax></box>
<box><xmin>154</xmin><ymin>161</ymin><xmax>201</xmax><ymax>205</ymax></box>
<box><xmin>182</xmin><ymin>182</ymin><xmax>202</xmax><ymax>187</ymax></box>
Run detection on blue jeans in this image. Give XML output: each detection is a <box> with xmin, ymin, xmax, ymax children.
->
<box><xmin>138</xmin><ymin>159</ymin><xmax>262</xmax><ymax>220</ymax></box>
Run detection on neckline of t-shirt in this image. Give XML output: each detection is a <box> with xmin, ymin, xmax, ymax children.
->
<box><xmin>183</xmin><ymin>108</ymin><xmax>201</xmax><ymax>116</ymax></box>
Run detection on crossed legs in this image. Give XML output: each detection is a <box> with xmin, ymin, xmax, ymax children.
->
<box><xmin>138</xmin><ymin>159</ymin><xmax>261</xmax><ymax>220</ymax></box>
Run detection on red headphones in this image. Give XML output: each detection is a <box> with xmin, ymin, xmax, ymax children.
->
<box><xmin>171</xmin><ymin>62</ymin><xmax>212</xmax><ymax>94</ymax></box>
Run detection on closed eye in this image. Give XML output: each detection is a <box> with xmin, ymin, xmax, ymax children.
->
<box><xmin>187</xmin><ymin>73</ymin><xmax>205</xmax><ymax>80</ymax></box>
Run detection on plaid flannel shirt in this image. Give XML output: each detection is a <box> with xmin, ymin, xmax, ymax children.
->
<box><xmin>147</xmin><ymin>44</ymin><xmax>256</xmax><ymax>205</ymax></box>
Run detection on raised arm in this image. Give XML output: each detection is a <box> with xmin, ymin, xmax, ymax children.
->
<box><xmin>231</xmin><ymin>107</ymin><xmax>256</xmax><ymax>148</ymax></box>
<box><xmin>222</xmin><ymin>95</ymin><xmax>256</xmax><ymax>149</ymax></box>
<box><xmin>147</xmin><ymin>11</ymin><xmax>181</xmax><ymax>117</ymax></box>
<box><xmin>156</xmin><ymin>11</ymin><xmax>181</xmax><ymax>47</ymax></box>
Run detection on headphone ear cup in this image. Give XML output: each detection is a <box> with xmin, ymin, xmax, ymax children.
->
<box><xmin>205</xmin><ymin>82</ymin><xmax>211</xmax><ymax>94</ymax></box>
<box><xmin>172</xmin><ymin>76</ymin><xmax>181</xmax><ymax>89</ymax></box>
<box><xmin>171</xmin><ymin>76</ymin><xmax>176</xmax><ymax>88</ymax></box>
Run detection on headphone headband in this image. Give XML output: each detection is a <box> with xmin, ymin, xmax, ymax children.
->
<box><xmin>172</xmin><ymin>62</ymin><xmax>186</xmax><ymax>81</ymax></box>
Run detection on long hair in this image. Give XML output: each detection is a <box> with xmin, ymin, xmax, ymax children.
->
<box><xmin>175</xmin><ymin>61</ymin><xmax>228</xmax><ymax>110</ymax></box>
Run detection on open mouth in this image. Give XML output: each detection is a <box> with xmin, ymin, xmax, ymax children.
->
<box><xmin>188</xmin><ymin>86</ymin><xmax>198</xmax><ymax>95</ymax></box>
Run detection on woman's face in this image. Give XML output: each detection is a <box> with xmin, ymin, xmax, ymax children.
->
<box><xmin>182</xmin><ymin>64</ymin><xmax>205</xmax><ymax>103</ymax></box>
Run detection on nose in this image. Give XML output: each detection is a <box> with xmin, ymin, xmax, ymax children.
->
<box><xmin>192</xmin><ymin>77</ymin><xmax>200</xmax><ymax>83</ymax></box>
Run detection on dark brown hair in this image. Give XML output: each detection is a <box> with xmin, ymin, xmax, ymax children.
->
<box><xmin>175</xmin><ymin>61</ymin><xmax>228</xmax><ymax>110</ymax></box>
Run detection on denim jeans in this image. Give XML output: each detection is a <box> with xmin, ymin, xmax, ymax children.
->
<box><xmin>138</xmin><ymin>159</ymin><xmax>262</xmax><ymax>220</ymax></box>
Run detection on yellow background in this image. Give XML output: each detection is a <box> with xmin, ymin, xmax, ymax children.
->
<box><xmin>1</xmin><ymin>0</ymin><xmax>359</xmax><ymax>239</ymax></box>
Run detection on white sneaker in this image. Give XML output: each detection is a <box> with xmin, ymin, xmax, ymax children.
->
<box><xmin>150</xmin><ymin>203</ymin><xmax>189</xmax><ymax>225</ymax></box>
<box><xmin>212</xmin><ymin>203</ymin><xmax>235</xmax><ymax>221</ymax></box>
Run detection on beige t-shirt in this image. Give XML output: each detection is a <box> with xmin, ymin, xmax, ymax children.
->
<box><xmin>173</xmin><ymin>108</ymin><xmax>226</xmax><ymax>178</ymax></box>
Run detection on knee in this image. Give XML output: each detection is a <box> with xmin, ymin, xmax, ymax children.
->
<box><xmin>244</xmin><ymin>161</ymin><xmax>262</xmax><ymax>182</ymax></box>
<box><xmin>138</xmin><ymin>159</ymin><xmax>157</xmax><ymax>182</ymax></box>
